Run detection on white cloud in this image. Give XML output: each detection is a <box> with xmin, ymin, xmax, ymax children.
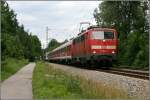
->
<box><xmin>7</xmin><ymin>1</ymin><xmax>100</xmax><ymax>48</ymax></box>
<box><xmin>57</xmin><ymin>1</ymin><xmax>100</xmax><ymax>7</ymax></box>
<box><xmin>17</xmin><ymin>14</ymin><xmax>37</xmax><ymax>23</ymax></box>
<box><xmin>57</xmin><ymin>1</ymin><xmax>76</xmax><ymax>6</ymax></box>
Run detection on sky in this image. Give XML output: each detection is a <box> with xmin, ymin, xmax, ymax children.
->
<box><xmin>7</xmin><ymin>1</ymin><xmax>100</xmax><ymax>48</ymax></box>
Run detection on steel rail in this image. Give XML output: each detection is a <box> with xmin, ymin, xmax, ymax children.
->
<box><xmin>97</xmin><ymin>68</ymin><xmax>149</xmax><ymax>80</ymax></box>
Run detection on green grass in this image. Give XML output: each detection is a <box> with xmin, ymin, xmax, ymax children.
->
<box><xmin>1</xmin><ymin>58</ymin><xmax>28</xmax><ymax>81</ymax></box>
<box><xmin>32</xmin><ymin>61</ymin><xmax>84</xmax><ymax>99</ymax></box>
<box><xmin>33</xmin><ymin>62</ymin><xmax>129</xmax><ymax>99</ymax></box>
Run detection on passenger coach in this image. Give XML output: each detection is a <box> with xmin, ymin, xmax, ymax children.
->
<box><xmin>48</xmin><ymin>40</ymin><xmax>72</xmax><ymax>64</ymax></box>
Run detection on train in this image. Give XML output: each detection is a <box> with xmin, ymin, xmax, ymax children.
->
<box><xmin>45</xmin><ymin>26</ymin><xmax>119</xmax><ymax>68</ymax></box>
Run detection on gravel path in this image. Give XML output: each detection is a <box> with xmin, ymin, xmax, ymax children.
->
<box><xmin>1</xmin><ymin>63</ymin><xmax>35</xmax><ymax>100</ymax></box>
<box><xmin>48</xmin><ymin>63</ymin><xmax>149</xmax><ymax>100</ymax></box>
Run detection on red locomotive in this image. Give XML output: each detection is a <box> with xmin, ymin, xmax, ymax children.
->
<box><xmin>47</xmin><ymin>26</ymin><xmax>118</xmax><ymax>67</ymax></box>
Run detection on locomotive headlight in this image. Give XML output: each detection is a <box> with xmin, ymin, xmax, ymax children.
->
<box><xmin>93</xmin><ymin>51</ymin><xmax>96</xmax><ymax>54</ymax></box>
<box><xmin>103</xmin><ymin>40</ymin><xmax>106</xmax><ymax>42</ymax></box>
<box><xmin>112</xmin><ymin>51</ymin><xmax>115</xmax><ymax>54</ymax></box>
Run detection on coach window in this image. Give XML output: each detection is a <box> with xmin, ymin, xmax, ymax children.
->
<box><xmin>62</xmin><ymin>48</ymin><xmax>64</xmax><ymax>53</ymax></box>
<box><xmin>77</xmin><ymin>37</ymin><xmax>81</xmax><ymax>43</ymax></box>
<box><xmin>79</xmin><ymin>36</ymin><xmax>82</xmax><ymax>42</ymax></box>
<box><xmin>60</xmin><ymin>49</ymin><xmax>61</xmax><ymax>53</ymax></box>
<box><xmin>61</xmin><ymin>48</ymin><xmax>63</xmax><ymax>53</ymax></box>
<box><xmin>64</xmin><ymin>48</ymin><xmax>65</xmax><ymax>52</ymax></box>
<box><xmin>58</xmin><ymin>50</ymin><xmax>59</xmax><ymax>54</ymax></box>
<box><xmin>73</xmin><ymin>39</ymin><xmax>76</xmax><ymax>44</ymax></box>
<box><xmin>81</xmin><ymin>35</ymin><xmax>85</xmax><ymax>41</ymax></box>
<box><xmin>65</xmin><ymin>47</ymin><xmax>67</xmax><ymax>52</ymax></box>
<box><xmin>76</xmin><ymin>37</ymin><xmax>79</xmax><ymax>43</ymax></box>
<box><xmin>75</xmin><ymin>38</ymin><xmax>78</xmax><ymax>43</ymax></box>
<box><xmin>67</xmin><ymin>46</ymin><xmax>69</xmax><ymax>52</ymax></box>
<box><xmin>79</xmin><ymin>37</ymin><xmax>81</xmax><ymax>43</ymax></box>
<box><xmin>74</xmin><ymin>39</ymin><xmax>77</xmax><ymax>44</ymax></box>
<box><xmin>75</xmin><ymin>39</ymin><xmax>77</xmax><ymax>44</ymax></box>
<box><xmin>62</xmin><ymin>48</ymin><xmax>64</xmax><ymax>52</ymax></box>
<box><xmin>66</xmin><ymin>47</ymin><xmax>68</xmax><ymax>53</ymax></box>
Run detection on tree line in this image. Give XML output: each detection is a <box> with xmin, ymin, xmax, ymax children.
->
<box><xmin>45</xmin><ymin>39</ymin><xmax>68</xmax><ymax>52</ymax></box>
<box><xmin>93</xmin><ymin>1</ymin><xmax>149</xmax><ymax>69</ymax></box>
<box><xmin>1</xmin><ymin>1</ymin><xmax>42</xmax><ymax>61</ymax></box>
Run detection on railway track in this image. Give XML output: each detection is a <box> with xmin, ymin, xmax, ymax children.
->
<box><xmin>97</xmin><ymin>68</ymin><xmax>149</xmax><ymax>80</ymax></box>
<box><xmin>48</xmin><ymin>62</ymin><xmax>149</xmax><ymax>80</ymax></box>
<box><xmin>76</xmin><ymin>65</ymin><xmax>149</xmax><ymax>80</ymax></box>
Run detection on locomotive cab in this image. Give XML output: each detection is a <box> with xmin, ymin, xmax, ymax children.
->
<box><xmin>88</xmin><ymin>28</ymin><xmax>118</xmax><ymax>66</ymax></box>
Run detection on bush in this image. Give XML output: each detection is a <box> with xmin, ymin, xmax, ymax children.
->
<box><xmin>118</xmin><ymin>32</ymin><xmax>148</xmax><ymax>70</ymax></box>
<box><xmin>1</xmin><ymin>58</ymin><xmax>28</xmax><ymax>81</ymax></box>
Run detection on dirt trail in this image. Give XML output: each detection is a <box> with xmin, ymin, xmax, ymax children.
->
<box><xmin>1</xmin><ymin>63</ymin><xmax>35</xmax><ymax>100</ymax></box>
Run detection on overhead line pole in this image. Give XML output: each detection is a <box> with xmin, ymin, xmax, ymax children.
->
<box><xmin>46</xmin><ymin>26</ymin><xmax>50</xmax><ymax>48</ymax></box>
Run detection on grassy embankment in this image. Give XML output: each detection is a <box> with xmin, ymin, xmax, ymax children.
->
<box><xmin>1</xmin><ymin>58</ymin><xmax>28</xmax><ymax>81</ymax></box>
<box><xmin>33</xmin><ymin>61</ymin><xmax>128</xmax><ymax>99</ymax></box>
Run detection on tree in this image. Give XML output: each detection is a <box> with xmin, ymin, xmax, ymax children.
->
<box><xmin>46</xmin><ymin>39</ymin><xmax>61</xmax><ymax>51</ymax></box>
<box><xmin>93</xmin><ymin>1</ymin><xmax>149</xmax><ymax>68</ymax></box>
<box><xmin>45</xmin><ymin>39</ymin><xmax>69</xmax><ymax>52</ymax></box>
<box><xmin>1</xmin><ymin>1</ymin><xmax>42</xmax><ymax>61</ymax></box>
<box><xmin>28</xmin><ymin>35</ymin><xmax>42</xmax><ymax>61</ymax></box>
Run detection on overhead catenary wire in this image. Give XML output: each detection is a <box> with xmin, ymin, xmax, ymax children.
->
<box><xmin>49</xmin><ymin>6</ymin><xmax>89</xmax><ymax>40</ymax></box>
<box><xmin>47</xmin><ymin>3</ymin><xmax>97</xmax><ymax>43</ymax></box>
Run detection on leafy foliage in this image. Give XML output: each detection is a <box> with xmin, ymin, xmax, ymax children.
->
<box><xmin>1</xmin><ymin>58</ymin><xmax>28</xmax><ymax>81</ymax></box>
<box><xmin>1</xmin><ymin>1</ymin><xmax>42</xmax><ymax>61</ymax></box>
<box><xmin>46</xmin><ymin>39</ymin><xmax>61</xmax><ymax>51</ymax></box>
<box><xmin>93</xmin><ymin>1</ymin><xmax>149</xmax><ymax>69</ymax></box>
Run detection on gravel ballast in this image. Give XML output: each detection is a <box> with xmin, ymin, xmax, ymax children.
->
<box><xmin>48</xmin><ymin>63</ymin><xmax>149</xmax><ymax>100</ymax></box>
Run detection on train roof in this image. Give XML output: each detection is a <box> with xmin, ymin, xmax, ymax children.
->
<box><xmin>51</xmin><ymin>40</ymin><xmax>72</xmax><ymax>52</ymax></box>
<box><xmin>77</xmin><ymin>26</ymin><xmax>116</xmax><ymax>37</ymax></box>
<box><xmin>87</xmin><ymin>25</ymin><xmax>116</xmax><ymax>30</ymax></box>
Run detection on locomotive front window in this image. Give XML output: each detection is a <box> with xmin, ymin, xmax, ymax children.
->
<box><xmin>104</xmin><ymin>32</ymin><xmax>114</xmax><ymax>39</ymax></box>
<box><xmin>91</xmin><ymin>31</ymin><xmax>114</xmax><ymax>39</ymax></box>
<box><xmin>91</xmin><ymin>31</ymin><xmax>104</xmax><ymax>39</ymax></box>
